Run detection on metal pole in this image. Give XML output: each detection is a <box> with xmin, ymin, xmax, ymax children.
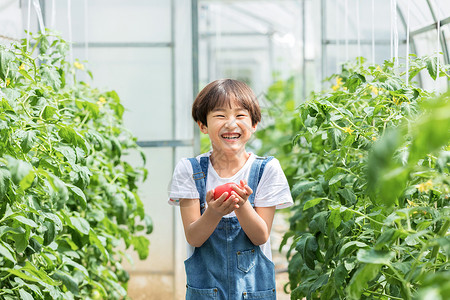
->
<box><xmin>302</xmin><ymin>0</ymin><xmax>306</xmax><ymax>100</ymax></box>
<box><xmin>192</xmin><ymin>0</ymin><xmax>200</xmax><ymax>156</ymax></box>
<box><xmin>426</xmin><ymin>0</ymin><xmax>450</xmax><ymax>88</ymax></box>
<box><xmin>170</xmin><ymin>0</ymin><xmax>177</xmax><ymax>299</ymax></box>
<box><xmin>397</xmin><ymin>6</ymin><xmax>422</xmax><ymax>87</ymax></box>
<box><xmin>321</xmin><ymin>0</ymin><xmax>327</xmax><ymax>89</ymax></box>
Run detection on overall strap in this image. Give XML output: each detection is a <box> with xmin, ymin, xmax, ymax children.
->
<box><xmin>187</xmin><ymin>157</ymin><xmax>209</xmax><ymax>214</ymax></box>
<box><xmin>247</xmin><ymin>156</ymin><xmax>274</xmax><ymax>206</ymax></box>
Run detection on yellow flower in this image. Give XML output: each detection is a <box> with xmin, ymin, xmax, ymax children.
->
<box><xmin>343</xmin><ymin>126</ymin><xmax>354</xmax><ymax>134</ymax></box>
<box><xmin>332</xmin><ymin>77</ymin><xmax>344</xmax><ymax>91</ymax></box>
<box><xmin>392</xmin><ymin>96</ymin><xmax>400</xmax><ymax>105</ymax></box>
<box><xmin>372</xmin><ymin>136</ymin><xmax>377</xmax><ymax>141</ymax></box>
<box><xmin>19</xmin><ymin>63</ymin><xmax>25</xmax><ymax>70</ymax></box>
<box><xmin>376</xmin><ymin>66</ymin><xmax>383</xmax><ymax>72</ymax></box>
<box><xmin>416</xmin><ymin>180</ymin><xmax>433</xmax><ymax>193</ymax></box>
<box><xmin>6</xmin><ymin>78</ymin><xmax>10</xmax><ymax>86</ymax></box>
<box><xmin>407</xmin><ymin>200</ymin><xmax>418</xmax><ymax>207</ymax></box>
<box><xmin>97</xmin><ymin>96</ymin><xmax>107</xmax><ymax>107</ymax></box>
<box><xmin>74</xmin><ymin>61</ymin><xmax>85</xmax><ymax>70</ymax></box>
<box><xmin>370</xmin><ymin>85</ymin><xmax>379</xmax><ymax>95</ymax></box>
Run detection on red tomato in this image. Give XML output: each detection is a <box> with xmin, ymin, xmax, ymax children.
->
<box><xmin>214</xmin><ymin>183</ymin><xmax>238</xmax><ymax>200</ymax></box>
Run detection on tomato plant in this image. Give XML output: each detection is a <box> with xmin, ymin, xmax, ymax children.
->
<box><xmin>256</xmin><ymin>57</ymin><xmax>449</xmax><ymax>299</ymax></box>
<box><xmin>0</xmin><ymin>31</ymin><xmax>152</xmax><ymax>299</ymax></box>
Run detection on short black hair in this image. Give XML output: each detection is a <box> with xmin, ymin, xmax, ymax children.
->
<box><xmin>192</xmin><ymin>79</ymin><xmax>261</xmax><ymax>126</ymax></box>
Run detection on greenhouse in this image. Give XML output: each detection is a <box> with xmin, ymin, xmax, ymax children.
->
<box><xmin>0</xmin><ymin>0</ymin><xmax>449</xmax><ymax>299</ymax></box>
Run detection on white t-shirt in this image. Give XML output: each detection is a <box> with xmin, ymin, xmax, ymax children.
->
<box><xmin>168</xmin><ymin>151</ymin><xmax>293</xmax><ymax>261</ymax></box>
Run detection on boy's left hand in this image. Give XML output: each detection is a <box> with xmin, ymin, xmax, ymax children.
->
<box><xmin>231</xmin><ymin>180</ymin><xmax>253</xmax><ymax>208</ymax></box>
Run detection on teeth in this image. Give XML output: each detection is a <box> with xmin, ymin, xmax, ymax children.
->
<box><xmin>222</xmin><ymin>133</ymin><xmax>240</xmax><ymax>139</ymax></box>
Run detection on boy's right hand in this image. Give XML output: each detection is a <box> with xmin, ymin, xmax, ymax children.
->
<box><xmin>206</xmin><ymin>189</ymin><xmax>239</xmax><ymax>217</ymax></box>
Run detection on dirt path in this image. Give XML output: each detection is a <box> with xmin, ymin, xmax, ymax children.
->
<box><xmin>272</xmin><ymin>211</ymin><xmax>291</xmax><ymax>300</ymax></box>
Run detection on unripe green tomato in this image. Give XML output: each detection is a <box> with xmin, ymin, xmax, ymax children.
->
<box><xmin>91</xmin><ymin>289</ymin><xmax>102</xmax><ymax>300</ymax></box>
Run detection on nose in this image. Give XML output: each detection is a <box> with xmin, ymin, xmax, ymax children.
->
<box><xmin>225</xmin><ymin>117</ymin><xmax>237</xmax><ymax>128</ymax></box>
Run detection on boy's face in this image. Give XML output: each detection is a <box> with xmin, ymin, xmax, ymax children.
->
<box><xmin>198</xmin><ymin>98</ymin><xmax>257</xmax><ymax>154</ymax></box>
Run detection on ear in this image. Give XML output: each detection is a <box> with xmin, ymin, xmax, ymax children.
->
<box><xmin>251</xmin><ymin>122</ymin><xmax>258</xmax><ymax>133</ymax></box>
<box><xmin>197</xmin><ymin>121</ymin><xmax>208</xmax><ymax>134</ymax></box>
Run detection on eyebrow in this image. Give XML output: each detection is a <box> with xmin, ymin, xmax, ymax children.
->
<box><xmin>211</xmin><ymin>107</ymin><xmax>247</xmax><ymax>112</ymax></box>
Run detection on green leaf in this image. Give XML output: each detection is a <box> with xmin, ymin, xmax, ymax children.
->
<box><xmin>41</xmin><ymin>65</ymin><xmax>61</xmax><ymax>90</ymax></box>
<box><xmin>339</xmin><ymin>241</ymin><xmax>368</xmax><ymax>257</ymax></box>
<box><xmin>6</xmin><ymin>269</ymin><xmax>41</xmax><ymax>284</ymax></box>
<box><xmin>41</xmin><ymin>106</ymin><xmax>58</xmax><ymax>120</ymax></box>
<box><xmin>54</xmin><ymin>146</ymin><xmax>76</xmax><ymax>164</ymax></box>
<box><xmin>0</xmin><ymin>49</ymin><xmax>15</xmax><ymax>80</ymax></box>
<box><xmin>21</xmin><ymin>261</ymin><xmax>58</xmax><ymax>286</ymax></box>
<box><xmin>310</xmin><ymin>274</ymin><xmax>329</xmax><ymax>294</ymax></box>
<box><xmin>337</xmin><ymin>188</ymin><xmax>357</xmax><ymax>205</ymax></box>
<box><xmin>69</xmin><ymin>216</ymin><xmax>90</xmax><ymax>235</ymax></box>
<box><xmin>292</xmin><ymin>181</ymin><xmax>317</xmax><ymax>198</ymax></box>
<box><xmin>0</xmin><ymin>166</ymin><xmax>11</xmax><ymax>200</ymax></box>
<box><xmin>375</xmin><ymin>228</ymin><xmax>399</xmax><ymax>249</ymax></box>
<box><xmin>356</xmin><ymin>248</ymin><xmax>395</xmax><ymax>264</ymax></box>
<box><xmin>43</xmin><ymin>221</ymin><xmax>56</xmax><ymax>245</ymax></box>
<box><xmin>303</xmin><ymin>198</ymin><xmax>324</xmax><ymax>210</ymax></box>
<box><xmin>12</xmin><ymin>231</ymin><xmax>29</xmax><ymax>253</ymax></box>
<box><xmin>18</xmin><ymin>69</ymin><xmax>34</xmax><ymax>82</ymax></box>
<box><xmin>0</xmin><ymin>241</ymin><xmax>16</xmax><ymax>263</ymax></box>
<box><xmin>52</xmin><ymin>270</ymin><xmax>79</xmax><ymax>295</ymax></box>
<box><xmin>62</xmin><ymin>256</ymin><xmax>89</xmax><ymax>277</ymax></box>
<box><xmin>334</xmin><ymin>263</ymin><xmax>348</xmax><ymax>287</ymax></box>
<box><xmin>7</xmin><ymin>157</ymin><xmax>32</xmax><ymax>185</ymax></box>
<box><xmin>67</xmin><ymin>184</ymin><xmax>87</xmax><ymax>209</ymax></box>
<box><xmin>0</xmin><ymin>225</ymin><xmax>23</xmax><ymax>237</ymax></box>
<box><xmin>13</xmin><ymin>215</ymin><xmax>38</xmax><ymax>228</ymax></box>
<box><xmin>89</xmin><ymin>229</ymin><xmax>108</xmax><ymax>260</ymax></box>
<box><xmin>346</xmin><ymin>264</ymin><xmax>381</xmax><ymax>300</ymax></box>
<box><xmin>58</xmin><ymin>126</ymin><xmax>87</xmax><ymax>152</ymax></box>
<box><xmin>426</xmin><ymin>56</ymin><xmax>438</xmax><ymax>80</ymax></box>
<box><xmin>408</xmin><ymin>99</ymin><xmax>450</xmax><ymax>164</ymax></box>
<box><xmin>144</xmin><ymin>214</ymin><xmax>153</xmax><ymax>234</ymax></box>
<box><xmin>329</xmin><ymin>173</ymin><xmax>346</xmax><ymax>185</ymax></box>
<box><xmin>131</xmin><ymin>235</ymin><xmax>150</xmax><ymax>260</ymax></box>
<box><xmin>295</xmin><ymin>234</ymin><xmax>318</xmax><ymax>270</ymax></box>
<box><xmin>20</xmin><ymin>131</ymin><xmax>36</xmax><ymax>153</ymax></box>
<box><xmin>46</xmin><ymin>173</ymin><xmax>69</xmax><ymax>204</ymax></box>
<box><xmin>329</xmin><ymin>209</ymin><xmax>342</xmax><ymax>229</ymax></box>
<box><xmin>19</xmin><ymin>170</ymin><xmax>35</xmax><ymax>192</ymax></box>
<box><xmin>19</xmin><ymin>288</ymin><xmax>34</xmax><ymax>300</ymax></box>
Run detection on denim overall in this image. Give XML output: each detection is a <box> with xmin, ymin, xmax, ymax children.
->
<box><xmin>186</xmin><ymin>156</ymin><xmax>276</xmax><ymax>300</ymax></box>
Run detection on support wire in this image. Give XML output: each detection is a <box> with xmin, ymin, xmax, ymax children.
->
<box><xmin>406</xmin><ymin>0</ymin><xmax>410</xmax><ymax>85</ymax></box>
<box><xmin>371</xmin><ymin>0</ymin><xmax>375</xmax><ymax>65</ymax></box>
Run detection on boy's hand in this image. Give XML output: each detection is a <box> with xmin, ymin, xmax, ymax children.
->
<box><xmin>205</xmin><ymin>189</ymin><xmax>239</xmax><ymax>217</ymax></box>
<box><xmin>230</xmin><ymin>179</ymin><xmax>253</xmax><ymax>208</ymax></box>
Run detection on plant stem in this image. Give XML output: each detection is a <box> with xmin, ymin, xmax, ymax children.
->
<box><xmin>430</xmin><ymin>219</ymin><xmax>450</xmax><ymax>264</ymax></box>
<box><xmin>324</xmin><ymin>198</ymin><xmax>385</xmax><ymax>226</ymax></box>
<box><xmin>364</xmin><ymin>289</ymin><xmax>404</xmax><ymax>300</ymax></box>
<box><xmin>387</xmin><ymin>264</ymin><xmax>412</xmax><ymax>300</ymax></box>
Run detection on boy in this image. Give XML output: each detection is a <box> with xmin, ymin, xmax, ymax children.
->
<box><xmin>169</xmin><ymin>79</ymin><xmax>293</xmax><ymax>299</ymax></box>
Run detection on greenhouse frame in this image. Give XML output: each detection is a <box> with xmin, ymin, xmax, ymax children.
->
<box><xmin>1</xmin><ymin>0</ymin><xmax>449</xmax><ymax>299</ymax></box>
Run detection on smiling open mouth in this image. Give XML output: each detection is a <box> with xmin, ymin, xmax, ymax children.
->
<box><xmin>221</xmin><ymin>133</ymin><xmax>241</xmax><ymax>140</ymax></box>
